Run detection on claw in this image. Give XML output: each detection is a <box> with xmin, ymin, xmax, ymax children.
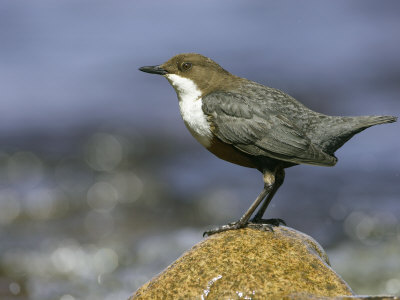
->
<box><xmin>203</xmin><ymin>222</ymin><xmax>246</xmax><ymax>237</ymax></box>
<box><xmin>203</xmin><ymin>219</ymin><xmax>281</xmax><ymax>237</ymax></box>
<box><xmin>251</xmin><ymin>218</ymin><xmax>286</xmax><ymax>226</ymax></box>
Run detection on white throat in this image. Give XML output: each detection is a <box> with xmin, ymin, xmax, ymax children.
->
<box><xmin>165</xmin><ymin>74</ymin><xmax>213</xmax><ymax>147</ymax></box>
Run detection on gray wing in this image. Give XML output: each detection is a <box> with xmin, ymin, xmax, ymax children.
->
<box><xmin>202</xmin><ymin>91</ymin><xmax>337</xmax><ymax>166</ymax></box>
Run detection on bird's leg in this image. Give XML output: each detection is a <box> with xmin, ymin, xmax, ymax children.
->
<box><xmin>252</xmin><ymin>168</ymin><xmax>285</xmax><ymax>226</ymax></box>
<box><xmin>203</xmin><ymin>169</ymin><xmax>275</xmax><ymax>237</ymax></box>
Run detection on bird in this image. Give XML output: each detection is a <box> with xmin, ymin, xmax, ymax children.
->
<box><xmin>139</xmin><ymin>53</ymin><xmax>397</xmax><ymax>236</ymax></box>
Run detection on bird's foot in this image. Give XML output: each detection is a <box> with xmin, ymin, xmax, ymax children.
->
<box><xmin>203</xmin><ymin>221</ymin><xmax>244</xmax><ymax>237</ymax></box>
<box><xmin>203</xmin><ymin>220</ymin><xmax>279</xmax><ymax>237</ymax></box>
<box><xmin>250</xmin><ymin>217</ymin><xmax>286</xmax><ymax>226</ymax></box>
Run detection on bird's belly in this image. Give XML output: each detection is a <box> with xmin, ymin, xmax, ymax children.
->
<box><xmin>207</xmin><ymin>136</ymin><xmax>256</xmax><ymax>168</ymax></box>
<box><xmin>183</xmin><ymin>121</ymin><xmax>256</xmax><ymax>168</ymax></box>
<box><xmin>179</xmin><ymin>96</ymin><xmax>214</xmax><ymax>147</ymax></box>
<box><xmin>184</xmin><ymin>121</ymin><xmax>213</xmax><ymax>148</ymax></box>
<box><xmin>178</xmin><ymin>93</ymin><xmax>256</xmax><ymax>168</ymax></box>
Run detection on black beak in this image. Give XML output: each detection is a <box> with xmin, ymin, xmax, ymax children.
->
<box><xmin>138</xmin><ymin>65</ymin><xmax>168</xmax><ymax>75</ymax></box>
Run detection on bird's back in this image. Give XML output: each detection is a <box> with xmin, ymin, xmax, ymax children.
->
<box><xmin>233</xmin><ymin>80</ymin><xmax>396</xmax><ymax>157</ymax></box>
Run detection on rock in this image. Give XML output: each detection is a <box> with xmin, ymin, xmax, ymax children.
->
<box><xmin>130</xmin><ymin>225</ymin><xmax>356</xmax><ymax>299</ymax></box>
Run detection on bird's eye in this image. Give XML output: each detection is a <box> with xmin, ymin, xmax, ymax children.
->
<box><xmin>181</xmin><ymin>62</ymin><xmax>192</xmax><ymax>71</ymax></box>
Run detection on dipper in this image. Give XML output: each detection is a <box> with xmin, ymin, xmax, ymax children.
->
<box><xmin>139</xmin><ymin>53</ymin><xmax>396</xmax><ymax>236</ymax></box>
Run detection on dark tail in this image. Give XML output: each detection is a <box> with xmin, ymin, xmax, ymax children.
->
<box><xmin>357</xmin><ymin>115</ymin><xmax>397</xmax><ymax>127</ymax></box>
<box><xmin>319</xmin><ymin>115</ymin><xmax>397</xmax><ymax>154</ymax></box>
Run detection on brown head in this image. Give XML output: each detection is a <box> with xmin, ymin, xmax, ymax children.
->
<box><xmin>139</xmin><ymin>53</ymin><xmax>238</xmax><ymax>96</ymax></box>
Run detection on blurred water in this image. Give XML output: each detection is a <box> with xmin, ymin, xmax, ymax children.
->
<box><xmin>0</xmin><ymin>1</ymin><xmax>399</xmax><ymax>299</ymax></box>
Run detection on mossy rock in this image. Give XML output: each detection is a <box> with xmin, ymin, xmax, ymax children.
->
<box><xmin>131</xmin><ymin>226</ymin><xmax>359</xmax><ymax>299</ymax></box>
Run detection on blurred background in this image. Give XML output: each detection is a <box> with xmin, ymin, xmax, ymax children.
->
<box><xmin>0</xmin><ymin>1</ymin><xmax>399</xmax><ymax>299</ymax></box>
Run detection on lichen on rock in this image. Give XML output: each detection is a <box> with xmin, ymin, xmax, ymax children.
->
<box><xmin>131</xmin><ymin>225</ymin><xmax>356</xmax><ymax>299</ymax></box>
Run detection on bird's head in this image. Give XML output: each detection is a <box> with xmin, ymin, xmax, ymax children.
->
<box><xmin>139</xmin><ymin>53</ymin><xmax>236</xmax><ymax>97</ymax></box>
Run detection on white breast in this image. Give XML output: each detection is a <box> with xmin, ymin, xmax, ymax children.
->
<box><xmin>165</xmin><ymin>74</ymin><xmax>213</xmax><ymax>147</ymax></box>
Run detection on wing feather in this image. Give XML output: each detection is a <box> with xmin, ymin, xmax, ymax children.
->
<box><xmin>202</xmin><ymin>91</ymin><xmax>337</xmax><ymax>166</ymax></box>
